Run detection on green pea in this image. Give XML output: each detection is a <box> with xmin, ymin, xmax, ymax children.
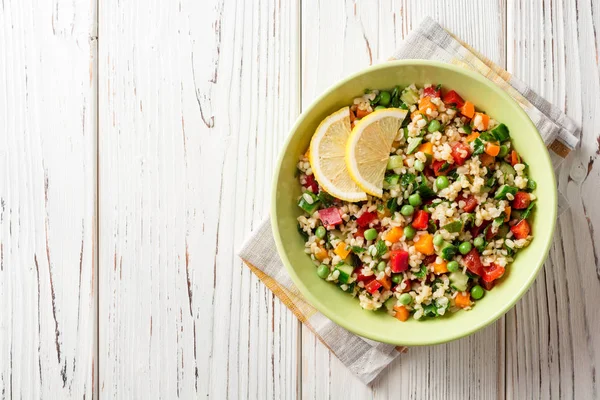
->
<box><xmin>447</xmin><ymin>261</ymin><xmax>459</xmax><ymax>272</ymax></box>
<box><xmin>315</xmin><ymin>226</ymin><xmax>326</xmax><ymax>239</ymax></box>
<box><xmin>377</xmin><ymin>261</ymin><xmax>387</xmax><ymax>272</ymax></box>
<box><xmin>392</xmin><ymin>274</ymin><xmax>402</xmax><ymax>284</ymax></box>
<box><xmin>435</xmin><ymin>176</ymin><xmax>449</xmax><ymax>190</ymax></box>
<box><xmin>400</xmin><ymin>205</ymin><xmax>414</xmax><ymax>216</ymax></box>
<box><xmin>364</xmin><ymin>228</ymin><xmax>378</xmax><ymax>241</ymax></box>
<box><xmin>317</xmin><ymin>264</ymin><xmax>329</xmax><ymax>279</ymax></box>
<box><xmin>404</xmin><ymin>225</ymin><xmax>416</xmax><ymax>240</ymax></box>
<box><xmin>471</xmin><ymin>285</ymin><xmax>484</xmax><ymax>300</ymax></box>
<box><xmin>408</xmin><ymin>193</ymin><xmax>422</xmax><ymax>207</ymax></box>
<box><xmin>399</xmin><ymin>293</ymin><xmax>412</xmax><ymax>305</ymax></box>
<box><xmin>378</xmin><ymin>91</ymin><xmax>391</xmax><ymax>106</ymax></box>
<box><xmin>498</xmin><ymin>144</ymin><xmax>509</xmax><ymax>158</ymax></box>
<box><xmin>414</xmin><ymin>159</ymin><xmax>425</xmax><ymax>172</ymax></box>
<box><xmin>459</xmin><ymin>241</ymin><xmax>472</xmax><ymax>255</ymax></box>
<box><xmin>375</xmin><ymin>105</ymin><xmax>387</xmax><ymax>111</ymax></box>
<box><xmin>473</xmin><ymin>236</ymin><xmax>485</xmax><ymax>248</ymax></box>
<box><xmin>427</xmin><ymin>119</ymin><xmax>441</xmax><ymax>132</ymax></box>
<box><xmin>433</xmin><ymin>234</ymin><xmax>444</xmax><ymax>247</ymax></box>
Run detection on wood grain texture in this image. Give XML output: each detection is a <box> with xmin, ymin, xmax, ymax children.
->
<box><xmin>0</xmin><ymin>0</ymin><xmax>97</xmax><ymax>398</ymax></box>
<box><xmin>98</xmin><ymin>0</ymin><xmax>300</xmax><ymax>398</ymax></box>
<box><xmin>300</xmin><ymin>1</ymin><xmax>506</xmax><ymax>399</ymax></box>
<box><xmin>505</xmin><ymin>1</ymin><xmax>600</xmax><ymax>399</ymax></box>
<box><xmin>2</xmin><ymin>0</ymin><xmax>597</xmax><ymax>398</ymax></box>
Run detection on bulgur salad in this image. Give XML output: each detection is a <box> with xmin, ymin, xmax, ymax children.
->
<box><xmin>296</xmin><ymin>84</ymin><xmax>536</xmax><ymax>321</ymax></box>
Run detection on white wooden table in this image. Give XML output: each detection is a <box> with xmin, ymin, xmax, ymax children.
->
<box><xmin>1</xmin><ymin>0</ymin><xmax>599</xmax><ymax>398</ymax></box>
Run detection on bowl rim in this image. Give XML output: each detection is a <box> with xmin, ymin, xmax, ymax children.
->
<box><xmin>271</xmin><ymin>59</ymin><xmax>557</xmax><ymax>346</ymax></box>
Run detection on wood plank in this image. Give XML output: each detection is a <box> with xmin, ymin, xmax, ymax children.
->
<box><xmin>301</xmin><ymin>1</ymin><xmax>506</xmax><ymax>398</ymax></box>
<box><xmin>300</xmin><ymin>1</ymin><xmax>377</xmax><ymax>396</ymax></box>
<box><xmin>98</xmin><ymin>0</ymin><xmax>300</xmax><ymax>398</ymax></box>
<box><xmin>505</xmin><ymin>1</ymin><xmax>600</xmax><ymax>399</ymax></box>
<box><xmin>0</xmin><ymin>0</ymin><xmax>98</xmax><ymax>398</ymax></box>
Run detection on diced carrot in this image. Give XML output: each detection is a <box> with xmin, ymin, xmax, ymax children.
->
<box><xmin>474</xmin><ymin>112</ymin><xmax>490</xmax><ymax>130</ymax></box>
<box><xmin>455</xmin><ymin>292</ymin><xmax>471</xmax><ymax>308</ymax></box>
<box><xmin>377</xmin><ymin>208</ymin><xmax>392</xmax><ymax>220</ymax></box>
<box><xmin>479</xmin><ymin>152</ymin><xmax>495</xmax><ymax>168</ymax></box>
<box><xmin>378</xmin><ymin>275</ymin><xmax>392</xmax><ymax>291</ymax></box>
<box><xmin>304</xmin><ymin>148</ymin><xmax>310</xmax><ymax>159</ymax></box>
<box><xmin>459</xmin><ymin>101</ymin><xmax>475</xmax><ymax>118</ymax></box>
<box><xmin>466</xmin><ymin>132</ymin><xmax>480</xmax><ymax>142</ymax></box>
<box><xmin>334</xmin><ymin>242</ymin><xmax>351</xmax><ymax>259</ymax></box>
<box><xmin>433</xmin><ymin>260</ymin><xmax>449</xmax><ymax>274</ymax></box>
<box><xmin>356</xmin><ymin>108</ymin><xmax>371</xmax><ymax>119</ymax></box>
<box><xmin>315</xmin><ymin>246</ymin><xmax>328</xmax><ymax>261</ymax></box>
<box><xmin>418</xmin><ymin>142</ymin><xmax>434</xmax><ymax>155</ymax></box>
<box><xmin>385</xmin><ymin>227</ymin><xmax>404</xmax><ymax>243</ymax></box>
<box><xmin>511</xmin><ymin>150</ymin><xmax>520</xmax><ymax>166</ymax></box>
<box><xmin>414</xmin><ymin>233</ymin><xmax>435</xmax><ymax>255</ymax></box>
<box><xmin>349</xmin><ymin>107</ymin><xmax>356</xmax><ymax>123</ymax></box>
<box><xmin>485</xmin><ymin>142</ymin><xmax>500</xmax><ymax>157</ymax></box>
<box><xmin>418</xmin><ymin>97</ymin><xmax>437</xmax><ymax>113</ymax></box>
<box><xmin>504</xmin><ymin>206</ymin><xmax>511</xmax><ymax>222</ymax></box>
<box><xmin>393</xmin><ymin>305</ymin><xmax>410</xmax><ymax>322</ymax></box>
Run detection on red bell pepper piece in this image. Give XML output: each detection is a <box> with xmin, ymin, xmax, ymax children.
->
<box><xmin>305</xmin><ymin>174</ymin><xmax>319</xmax><ymax>193</ymax></box>
<box><xmin>463</xmin><ymin>248</ymin><xmax>484</xmax><ymax>276</ymax></box>
<box><xmin>458</xmin><ymin>194</ymin><xmax>479</xmax><ymax>213</ymax></box>
<box><xmin>470</xmin><ymin>219</ymin><xmax>491</xmax><ymax>237</ymax></box>
<box><xmin>512</xmin><ymin>192</ymin><xmax>531</xmax><ymax>210</ymax></box>
<box><xmin>318</xmin><ymin>207</ymin><xmax>342</xmax><ymax>227</ymax></box>
<box><xmin>485</xmin><ymin>225</ymin><xmax>498</xmax><ymax>241</ymax></box>
<box><xmin>423</xmin><ymin>165</ymin><xmax>435</xmax><ymax>178</ymax></box>
<box><xmin>482</xmin><ymin>263</ymin><xmax>505</xmax><ymax>283</ymax></box>
<box><xmin>355</xmin><ymin>267</ymin><xmax>375</xmax><ymax>284</ymax></box>
<box><xmin>354</xmin><ymin>226</ymin><xmax>366</xmax><ymax>238</ymax></box>
<box><xmin>442</xmin><ymin>90</ymin><xmax>465</xmax><ymax>108</ymax></box>
<box><xmin>423</xmin><ymin>254</ymin><xmax>438</xmax><ymax>265</ymax></box>
<box><xmin>389</xmin><ymin>249</ymin><xmax>410</xmax><ymax>273</ymax></box>
<box><xmin>432</xmin><ymin>160</ymin><xmax>449</xmax><ymax>176</ymax></box>
<box><xmin>510</xmin><ymin>219</ymin><xmax>531</xmax><ymax>239</ymax></box>
<box><xmin>356</xmin><ymin>211</ymin><xmax>377</xmax><ymax>228</ymax></box>
<box><xmin>365</xmin><ymin>279</ymin><xmax>383</xmax><ymax>295</ymax></box>
<box><xmin>423</xmin><ymin>86</ymin><xmax>441</xmax><ymax>98</ymax></box>
<box><xmin>451</xmin><ymin>142</ymin><xmax>471</xmax><ymax>166</ymax></box>
<box><xmin>411</xmin><ymin>210</ymin><xmax>430</xmax><ymax>230</ymax></box>
<box><xmin>480</xmin><ymin>279</ymin><xmax>496</xmax><ymax>291</ymax></box>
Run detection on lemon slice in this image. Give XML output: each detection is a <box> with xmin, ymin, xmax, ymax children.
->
<box><xmin>346</xmin><ymin>108</ymin><xmax>408</xmax><ymax>197</ymax></box>
<box><xmin>309</xmin><ymin>107</ymin><xmax>367</xmax><ymax>202</ymax></box>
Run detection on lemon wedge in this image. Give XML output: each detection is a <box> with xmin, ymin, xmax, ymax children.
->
<box><xmin>309</xmin><ymin>107</ymin><xmax>368</xmax><ymax>202</ymax></box>
<box><xmin>346</xmin><ymin>108</ymin><xmax>408</xmax><ymax>197</ymax></box>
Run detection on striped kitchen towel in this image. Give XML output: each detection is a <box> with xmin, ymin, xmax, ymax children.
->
<box><xmin>238</xmin><ymin>17</ymin><xmax>580</xmax><ymax>385</ymax></box>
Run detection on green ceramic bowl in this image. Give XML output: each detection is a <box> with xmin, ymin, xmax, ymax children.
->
<box><xmin>271</xmin><ymin>60</ymin><xmax>556</xmax><ymax>346</ymax></box>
